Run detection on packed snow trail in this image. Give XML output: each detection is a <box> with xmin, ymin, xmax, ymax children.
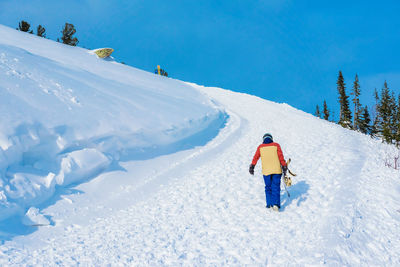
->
<box><xmin>1</xmin><ymin>85</ymin><xmax>400</xmax><ymax>265</ymax></box>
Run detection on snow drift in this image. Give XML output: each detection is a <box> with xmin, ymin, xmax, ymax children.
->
<box><xmin>0</xmin><ymin>24</ymin><xmax>227</xmax><ymax>222</ymax></box>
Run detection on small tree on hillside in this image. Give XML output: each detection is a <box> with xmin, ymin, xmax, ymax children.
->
<box><xmin>36</xmin><ymin>25</ymin><xmax>46</xmax><ymax>37</ymax></box>
<box><xmin>315</xmin><ymin>105</ymin><xmax>321</xmax><ymax>118</ymax></box>
<box><xmin>337</xmin><ymin>71</ymin><xmax>352</xmax><ymax>129</ymax></box>
<box><xmin>370</xmin><ymin>88</ymin><xmax>380</xmax><ymax>137</ymax></box>
<box><xmin>391</xmin><ymin>93</ymin><xmax>400</xmax><ymax>146</ymax></box>
<box><xmin>395</xmin><ymin>94</ymin><xmax>400</xmax><ymax>146</ymax></box>
<box><xmin>351</xmin><ymin>74</ymin><xmax>362</xmax><ymax>130</ymax></box>
<box><xmin>59</xmin><ymin>23</ymin><xmax>78</xmax><ymax>46</ymax></box>
<box><xmin>323</xmin><ymin>100</ymin><xmax>330</xmax><ymax>120</ymax></box>
<box><xmin>17</xmin><ymin>20</ymin><xmax>33</xmax><ymax>33</ymax></box>
<box><xmin>377</xmin><ymin>81</ymin><xmax>396</xmax><ymax>143</ymax></box>
<box><xmin>359</xmin><ymin>106</ymin><xmax>371</xmax><ymax>135</ymax></box>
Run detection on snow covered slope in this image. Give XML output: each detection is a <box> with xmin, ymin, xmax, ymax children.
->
<box><xmin>0</xmin><ymin>24</ymin><xmax>226</xmax><ymax>223</ymax></box>
<box><xmin>2</xmin><ymin>82</ymin><xmax>400</xmax><ymax>265</ymax></box>
<box><xmin>1</xmin><ymin>25</ymin><xmax>400</xmax><ymax>266</ymax></box>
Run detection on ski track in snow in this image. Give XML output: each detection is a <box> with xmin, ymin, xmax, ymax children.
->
<box><xmin>1</xmin><ymin>85</ymin><xmax>400</xmax><ymax>265</ymax></box>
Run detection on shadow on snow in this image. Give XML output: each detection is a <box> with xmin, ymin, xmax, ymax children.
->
<box><xmin>280</xmin><ymin>180</ymin><xmax>309</xmax><ymax>211</ymax></box>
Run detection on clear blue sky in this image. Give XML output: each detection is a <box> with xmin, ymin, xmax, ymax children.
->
<box><xmin>1</xmin><ymin>0</ymin><xmax>399</xmax><ymax>117</ymax></box>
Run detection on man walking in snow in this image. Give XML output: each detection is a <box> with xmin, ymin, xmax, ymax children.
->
<box><xmin>249</xmin><ymin>133</ymin><xmax>287</xmax><ymax>211</ymax></box>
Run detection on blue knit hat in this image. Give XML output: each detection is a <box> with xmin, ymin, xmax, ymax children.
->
<box><xmin>263</xmin><ymin>133</ymin><xmax>273</xmax><ymax>142</ymax></box>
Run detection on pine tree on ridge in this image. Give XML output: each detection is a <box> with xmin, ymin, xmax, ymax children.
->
<box><xmin>323</xmin><ymin>100</ymin><xmax>330</xmax><ymax>121</ymax></box>
<box><xmin>359</xmin><ymin>106</ymin><xmax>371</xmax><ymax>134</ymax></box>
<box><xmin>37</xmin><ymin>25</ymin><xmax>46</xmax><ymax>37</ymax></box>
<box><xmin>315</xmin><ymin>105</ymin><xmax>321</xmax><ymax>118</ymax></box>
<box><xmin>59</xmin><ymin>23</ymin><xmax>79</xmax><ymax>46</ymax></box>
<box><xmin>351</xmin><ymin>74</ymin><xmax>362</xmax><ymax>130</ymax></box>
<box><xmin>17</xmin><ymin>20</ymin><xmax>33</xmax><ymax>34</ymax></box>
<box><xmin>377</xmin><ymin>81</ymin><xmax>396</xmax><ymax>143</ymax></box>
<box><xmin>337</xmin><ymin>71</ymin><xmax>352</xmax><ymax>129</ymax></box>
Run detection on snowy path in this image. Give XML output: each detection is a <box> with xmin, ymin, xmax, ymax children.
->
<box><xmin>1</xmin><ymin>85</ymin><xmax>400</xmax><ymax>265</ymax></box>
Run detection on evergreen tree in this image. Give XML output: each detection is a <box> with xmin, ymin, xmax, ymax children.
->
<box><xmin>359</xmin><ymin>106</ymin><xmax>371</xmax><ymax>134</ymax></box>
<box><xmin>370</xmin><ymin>120</ymin><xmax>378</xmax><ymax>137</ymax></box>
<box><xmin>389</xmin><ymin>92</ymin><xmax>400</xmax><ymax>145</ymax></box>
<box><xmin>370</xmin><ymin>88</ymin><xmax>380</xmax><ymax>137</ymax></box>
<box><xmin>390</xmin><ymin>91</ymin><xmax>397</xmax><ymax>135</ymax></box>
<box><xmin>337</xmin><ymin>71</ymin><xmax>352</xmax><ymax>128</ymax></box>
<box><xmin>59</xmin><ymin>23</ymin><xmax>78</xmax><ymax>46</ymax></box>
<box><xmin>160</xmin><ymin>69</ymin><xmax>168</xmax><ymax>77</ymax></box>
<box><xmin>351</xmin><ymin>74</ymin><xmax>362</xmax><ymax>130</ymax></box>
<box><xmin>18</xmin><ymin>20</ymin><xmax>33</xmax><ymax>33</ymax></box>
<box><xmin>36</xmin><ymin>25</ymin><xmax>46</xmax><ymax>37</ymax></box>
<box><xmin>323</xmin><ymin>100</ymin><xmax>330</xmax><ymax>120</ymax></box>
<box><xmin>315</xmin><ymin>105</ymin><xmax>321</xmax><ymax>118</ymax></box>
<box><xmin>389</xmin><ymin>91</ymin><xmax>397</xmax><ymax>143</ymax></box>
<box><xmin>377</xmin><ymin>81</ymin><xmax>396</xmax><ymax>143</ymax></box>
<box><xmin>395</xmin><ymin>94</ymin><xmax>400</xmax><ymax>145</ymax></box>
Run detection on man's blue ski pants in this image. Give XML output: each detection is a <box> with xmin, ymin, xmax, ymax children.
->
<box><xmin>263</xmin><ymin>174</ymin><xmax>281</xmax><ymax>208</ymax></box>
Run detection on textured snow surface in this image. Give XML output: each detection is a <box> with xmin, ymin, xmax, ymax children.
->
<box><xmin>1</xmin><ymin>84</ymin><xmax>400</xmax><ymax>265</ymax></box>
<box><xmin>0</xmin><ymin>24</ymin><xmax>226</xmax><ymax>223</ymax></box>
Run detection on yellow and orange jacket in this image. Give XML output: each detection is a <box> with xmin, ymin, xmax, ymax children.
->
<box><xmin>251</xmin><ymin>142</ymin><xmax>286</xmax><ymax>176</ymax></box>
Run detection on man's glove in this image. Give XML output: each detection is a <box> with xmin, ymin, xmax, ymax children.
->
<box><xmin>249</xmin><ymin>164</ymin><xmax>255</xmax><ymax>175</ymax></box>
<box><xmin>282</xmin><ymin>165</ymin><xmax>288</xmax><ymax>175</ymax></box>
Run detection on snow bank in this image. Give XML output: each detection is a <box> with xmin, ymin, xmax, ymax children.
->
<box><xmin>22</xmin><ymin>207</ymin><xmax>50</xmax><ymax>226</ymax></box>
<box><xmin>56</xmin><ymin>149</ymin><xmax>110</xmax><ymax>186</ymax></box>
<box><xmin>0</xmin><ymin>24</ymin><xmax>227</xmax><ymax>222</ymax></box>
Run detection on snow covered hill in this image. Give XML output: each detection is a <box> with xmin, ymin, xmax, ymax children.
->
<box><xmin>1</xmin><ymin>25</ymin><xmax>400</xmax><ymax>265</ymax></box>
<box><xmin>0</xmin><ymin>24</ymin><xmax>226</xmax><ymax>223</ymax></box>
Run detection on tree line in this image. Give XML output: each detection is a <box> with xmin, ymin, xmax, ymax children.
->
<box><xmin>16</xmin><ymin>20</ymin><xmax>78</xmax><ymax>46</ymax></box>
<box><xmin>315</xmin><ymin>70</ymin><xmax>400</xmax><ymax>145</ymax></box>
